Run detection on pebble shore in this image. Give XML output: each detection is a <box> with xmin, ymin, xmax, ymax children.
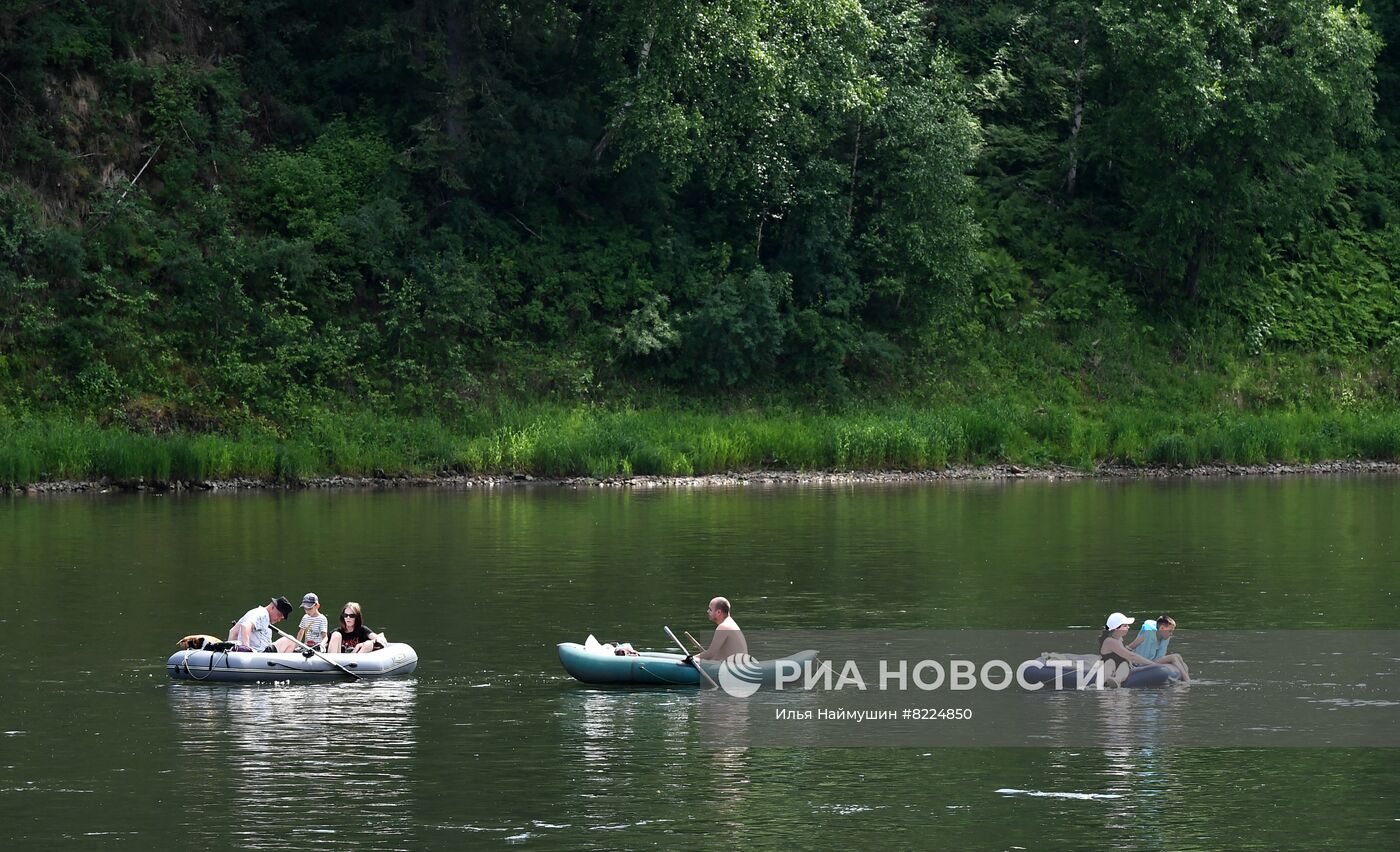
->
<box><xmin>9</xmin><ymin>459</ymin><xmax>1400</xmax><ymax>495</ymax></box>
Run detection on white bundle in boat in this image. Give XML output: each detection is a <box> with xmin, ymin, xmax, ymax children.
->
<box><xmin>582</xmin><ymin>634</ymin><xmax>635</xmax><ymax>656</ymax></box>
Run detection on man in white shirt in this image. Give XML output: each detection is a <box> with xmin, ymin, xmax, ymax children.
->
<box><xmin>228</xmin><ymin>596</ymin><xmax>293</xmax><ymax>652</ymax></box>
<box><xmin>694</xmin><ymin>596</ymin><xmax>747</xmax><ymax>661</ymax></box>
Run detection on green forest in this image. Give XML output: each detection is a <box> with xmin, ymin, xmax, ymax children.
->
<box><xmin>3</xmin><ymin>0</ymin><xmax>1400</xmax><ymax>482</ymax></box>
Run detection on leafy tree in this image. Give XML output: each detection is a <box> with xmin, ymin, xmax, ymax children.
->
<box><xmin>1094</xmin><ymin>0</ymin><xmax>1380</xmax><ymax>300</ymax></box>
<box><xmin>595</xmin><ymin>0</ymin><xmax>877</xmax><ymax>198</ymax></box>
<box><xmin>674</xmin><ymin>267</ymin><xmax>790</xmax><ymax>386</ymax></box>
<box><xmin>854</xmin><ymin>0</ymin><xmax>981</xmax><ymax>329</ymax></box>
<box><xmin>0</xmin><ymin>0</ymin><xmax>1392</xmax><ymax>421</ymax></box>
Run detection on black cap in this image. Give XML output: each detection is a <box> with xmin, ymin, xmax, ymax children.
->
<box><xmin>271</xmin><ymin>596</ymin><xmax>293</xmax><ymax>619</ymax></box>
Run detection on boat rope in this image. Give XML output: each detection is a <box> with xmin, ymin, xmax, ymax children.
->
<box><xmin>178</xmin><ymin>647</ymin><xmax>220</xmax><ymax>680</ymax></box>
<box><xmin>637</xmin><ymin>663</ymin><xmax>692</xmax><ymax>685</ymax></box>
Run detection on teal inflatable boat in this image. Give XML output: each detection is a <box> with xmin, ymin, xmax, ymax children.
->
<box><xmin>557</xmin><ymin>643</ymin><xmax>820</xmax><ymax>687</ymax></box>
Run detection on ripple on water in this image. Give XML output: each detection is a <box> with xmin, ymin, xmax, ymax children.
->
<box><xmin>1301</xmin><ymin>697</ymin><xmax>1400</xmax><ymax>708</ymax></box>
<box><xmin>996</xmin><ymin>788</ymin><xmax>1123</xmax><ymax>801</ymax></box>
<box><xmin>812</xmin><ymin>803</ymin><xmax>886</xmax><ymax>816</ymax></box>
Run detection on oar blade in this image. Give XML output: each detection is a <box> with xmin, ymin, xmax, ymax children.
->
<box><xmin>664</xmin><ymin>625</ymin><xmax>718</xmax><ymax>690</ymax></box>
<box><xmin>272</xmin><ymin>623</ymin><xmax>362</xmax><ymax>681</ymax></box>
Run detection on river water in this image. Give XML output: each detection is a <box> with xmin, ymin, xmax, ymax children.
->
<box><xmin>1</xmin><ymin>477</ymin><xmax>1397</xmax><ymax>848</ymax></box>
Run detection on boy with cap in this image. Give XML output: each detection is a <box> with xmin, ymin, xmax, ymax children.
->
<box><xmin>274</xmin><ymin>593</ymin><xmax>328</xmax><ymax>653</ymax></box>
<box><xmin>228</xmin><ymin>596</ymin><xmax>293</xmax><ymax>652</ymax></box>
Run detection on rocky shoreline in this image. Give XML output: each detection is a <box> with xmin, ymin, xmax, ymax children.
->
<box><xmin>8</xmin><ymin>459</ymin><xmax>1400</xmax><ymax>495</ymax></box>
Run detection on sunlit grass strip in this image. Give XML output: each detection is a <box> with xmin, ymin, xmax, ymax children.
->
<box><xmin>2</xmin><ymin>406</ymin><xmax>1399</xmax><ymax>486</ymax></box>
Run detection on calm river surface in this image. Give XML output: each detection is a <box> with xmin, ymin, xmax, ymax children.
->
<box><xmin>2</xmin><ymin>477</ymin><xmax>1397</xmax><ymax>848</ymax></box>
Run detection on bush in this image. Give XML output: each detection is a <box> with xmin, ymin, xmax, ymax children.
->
<box><xmin>1147</xmin><ymin>432</ymin><xmax>1196</xmax><ymax>467</ymax></box>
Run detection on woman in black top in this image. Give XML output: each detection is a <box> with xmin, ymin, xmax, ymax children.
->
<box><xmin>327</xmin><ymin>601</ymin><xmax>387</xmax><ymax>654</ymax></box>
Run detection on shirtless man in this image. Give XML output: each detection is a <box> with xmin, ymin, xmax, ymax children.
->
<box><xmin>693</xmin><ymin>596</ymin><xmax>747</xmax><ymax>661</ymax></box>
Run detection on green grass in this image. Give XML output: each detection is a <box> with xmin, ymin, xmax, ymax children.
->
<box><xmin>4</xmin><ymin>405</ymin><xmax>1400</xmax><ymax>486</ymax></box>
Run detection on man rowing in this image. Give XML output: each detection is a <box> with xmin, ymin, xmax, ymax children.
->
<box><xmin>228</xmin><ymin>596</ymin><xmax>293</xmax><ymax>652</ymax></box>
<box><xmin>693</xmin><ymin>596</ymin><xmax>747</xmax><ymax>661</ymax></box>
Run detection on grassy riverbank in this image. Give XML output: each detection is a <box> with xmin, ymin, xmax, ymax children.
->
<box><xmin>4</xmin><ymin>404</ymin><xmax>1399</xmax><ymax>487</ymax></box>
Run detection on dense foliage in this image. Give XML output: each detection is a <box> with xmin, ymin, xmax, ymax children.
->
<box><xmin>0</xmin><ymin>0</ymin><xmax>1396</xmax><ymax>435</ymax></box>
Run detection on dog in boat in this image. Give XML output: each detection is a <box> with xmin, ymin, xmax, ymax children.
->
<box><xmin>176</xmin><ymin>633</ymin><xmax>225</xmax><ymax>651</ymax></box>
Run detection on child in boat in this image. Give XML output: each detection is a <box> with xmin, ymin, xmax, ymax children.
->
<box><xmin>327</xmin><ymin>601</ymin><xmax>388</xmax><ymax>654</ymax></box>
<box><xmin>274</xmin><ymin>593</ymin><xmax>328</xmax><ymax>653</ymax></box>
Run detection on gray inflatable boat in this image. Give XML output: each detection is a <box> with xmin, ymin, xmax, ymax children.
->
<box><xmin>167</xmin><ymin>642</ymin><xmax>418</xmax><ymax>682</ymax></box>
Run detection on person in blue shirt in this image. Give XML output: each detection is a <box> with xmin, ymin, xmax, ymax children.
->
<box><xmin>1127</xmin><ymin>614</ymin><xmax>1190</xmax><ymax>682</ymax></box>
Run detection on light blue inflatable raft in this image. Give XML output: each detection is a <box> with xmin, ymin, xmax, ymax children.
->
<box><xmin>167</xmin><ymin>643</ymin><xmax>418</xmax><ymax>682</ymax></box>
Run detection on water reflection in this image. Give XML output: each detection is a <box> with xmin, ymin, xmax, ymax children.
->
<box><xmin>557</xmin><ymin>690</ymin><xmax>688</xmax><ymax>836</ymax></box>
<box><xmin>166</xmin><ymin>680</ymin><xmax>418</xmax><ymax>849</ymax></box>
<box><xmin>555</xmin><ymin>689</ymin><xmax>759</xmax><ymax>835</ymax></box>
<box><xmin>692</xmin><ymin>694</ymin><xmax>753</xmax><ymax>816</ymax></box>
<box><xmin>570</xmin><ymin>688</ymin><xmax>755</xmax><ymax>751</ymax></box>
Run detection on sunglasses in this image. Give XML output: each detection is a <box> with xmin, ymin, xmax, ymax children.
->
<box><xmin>341</xmin><ymin>613</ymin><xmax>358</xmax><ymax>620</ymax></box>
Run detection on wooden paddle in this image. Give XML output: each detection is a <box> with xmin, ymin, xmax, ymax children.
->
<box><xmin>271</xmin><ymin>623</ymin><xmax>361</xmax><ymax>681</ymax></box>
<box><xmin>664</xmin><ymin>625</ymin><xmax>718</xmax><ymax>690</ymax></box>
<box><xmin>683</xmin><ymin>630</ymin><xmax>705</xmax><ymax>652</ymax></box>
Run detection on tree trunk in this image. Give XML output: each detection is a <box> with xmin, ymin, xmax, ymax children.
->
<box><xmin>1064</xmin><ymin>27</ymin><xmax>1087</xmax><ymax>196</ymax></box>
<box><xmin>1183</xmin><ymin>230</ymin><xmax>1208</xmax><ymax>300</ymax></box>
<box><xmin>594</xmin><ymin>16</ymin><xmax>656</xmax><ymax>161</ymax></box>
<box><xmin>847</xmin><ymin>116</ymin><xmax>861</xmax><ymax>219</ymax></box>
<box><xmin>441</xmin><ymin>3</ymin><xmax>469</xmax><ymax>142</ymax></box>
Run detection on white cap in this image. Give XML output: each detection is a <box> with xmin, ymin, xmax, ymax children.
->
<box><xmin>1105</xmin><ymin>612</ymin><xmax>1135</xmax><ymax>630</ymax></box>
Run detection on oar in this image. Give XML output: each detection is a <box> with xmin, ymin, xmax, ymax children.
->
<box><xmin>664</xmin><ymin>625</ymin><xmax>718</xmax><ymax>690</ymax></box>
<box><xmin>683</xmin><ymin>630</ymin><xmax>705</xmax><ymax>652</ymax></box>
<box><xmin>271</xmin><ymin>623</ymin><xmax>361</xmax><ymax>681</ymax></box>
